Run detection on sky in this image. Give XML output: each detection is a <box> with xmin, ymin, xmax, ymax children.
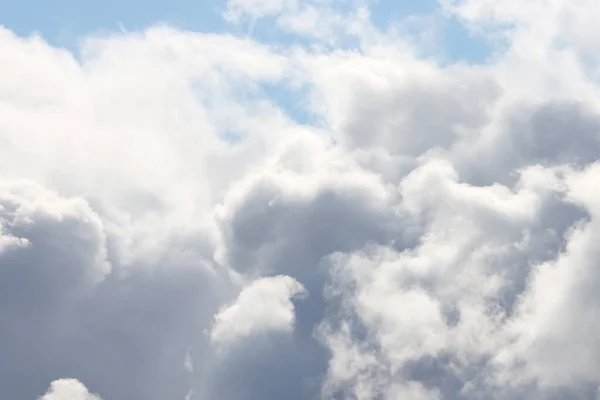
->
<box><xmin>2</xmin><ymin>0</ymin><xmax>600</xmax><ymax>399</ymax></box>
<box><xmin>0</xmin><ymin>0</ymin><xmax>489</xmax><ymax>59</ymax></box>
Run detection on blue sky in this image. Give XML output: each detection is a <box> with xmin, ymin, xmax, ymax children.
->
<box><xmin>0</xmin><ymin>0</ymin><xmax>489</xmax><ymax>62</ymax></box>
<box><xmin>0</xmin><ymin>0</ymin><xmax>226</xmax><ymax>44</ymax></box>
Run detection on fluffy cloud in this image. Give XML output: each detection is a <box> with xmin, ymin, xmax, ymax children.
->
<box><xmin>3</xmin><ymin>0</ymin><xmax>600</xmax><ymax>398</ymax></box>
<box><xmin>210</xmin><ymin>275</ymin><xmax>306</xmax><ymax>345</ymax></box>
<box><xmin>39</xmin><ymin>379</ymin><xmax>101</xmax><ymax>400</ymax></box>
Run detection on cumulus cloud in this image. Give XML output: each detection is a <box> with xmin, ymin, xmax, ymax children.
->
<box><xmin>210</xmin><ymin>275</ymin><xmax>306</xmax><ymax>345</ymax></box>
<box><xmin>3</xmin><ymin>0</ymin><xmax>600</xmax><ymax>398</ymax></box>
<box><xmin>39</xmin><ymin>379</ymin><xmax>101</xmax><ymax>400</ymax></box>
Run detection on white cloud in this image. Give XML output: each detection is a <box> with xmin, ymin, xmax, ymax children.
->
<box><xmin>0</xmin><ymin>178</ymin><xmax>111</xmax><ymax>291</ymax></box>
<box><xmin>39</xmin><ymin>379</ymin><xmax>101</xmax><ymax>400</ymax></box>
<box><xmin>316</xmin><ymin>159</ymin><xmax>600</xmax><ymax>398</ymax></box>
<box><xmin>3</xmin><ymin>0</ymin><xmax>600</xmax><ymax>398</ymax></box>
<box><xmin>210</xmin><ymin>275</ymin><xmax>306</xmax><ymax>345</ymax></box>
<box><xmin>491</xmin><ymin>164</ymin><xmax>600</xmax><ymax>389</ymax></box>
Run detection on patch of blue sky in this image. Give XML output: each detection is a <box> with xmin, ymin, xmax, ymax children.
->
<box><xmin>369</xmin><ymin>0</ymin><xmax>492</xmax><ymax>63</ymax></box>
<box><xmin>441</xmin><ymin>16</ymin><xmax>491</xmax><ymax>64</ymax></box>
<box><xmin>369</xmin><ymin>0</ymin><xmax>440</xmax><ymax>26</ymax></box>
<box><xmin>260</xmin><ymin>82</ymin><xmax>315</xmax><ymax>126</ymax></box>
<box><xmin>239</xmin><ymin>15</ymin><xmax>316</xmax><ymax>49</ymax></box>
<box><xmin>0</xmin><ymin>0</ymin><xmax>227</xmax><ymax>48</ymax></box>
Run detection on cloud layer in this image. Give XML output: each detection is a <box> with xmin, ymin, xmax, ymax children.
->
<box><xmin>2</xmin><ymin>0</ymin><xmax>600</xmax><ymax>399</ymax></box>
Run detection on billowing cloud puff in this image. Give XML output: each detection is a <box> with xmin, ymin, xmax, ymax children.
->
<box><xmin>211</xmin><ymin>275</ymin><xmax>306</xmax><ymax>344</ymax></box>
<box><xmin>0</xmin><ymin>179</ymin><xmax>111</xmax><ymax>286</ymax></box>
<box><xmin>39</xmin><ymin>379</ymin><xmax>101</xmax><ymax>400</ymax></box>
<box><xmin>3</xmin><ymin>0</ymin><xmax>600</xmax><ymax>398</ymax></box>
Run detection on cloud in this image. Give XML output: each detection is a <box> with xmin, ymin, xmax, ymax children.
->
<box><xmin>2</xmin><ymin>0</ymin><xmax>600</xmax><ymax>398</ymax></box>
<box><xmin>0</xmin><ymin>179</ymin><xmax>110</xmax><ymax>327</ymax></box>
<box><xmin>318</xmin><ymin>161</ymin><xmax>581</xmax><ymax>399</ymax></box>
<box><xmin>210</xmin><ymin>275</ymin><xmax>306</xmax><ymax>345</ymax></box>
<box><xmin>199</xmin><ymin>276</ymin><xmax>314</xmax><ymax>399</ymax></box>
<box><xmin>301</xmin><ymin>54</ymin><xmax>500</xmax><ymax>157</ymax></box>
<box><xmin>39</xmin><ymin>379</ymin><xmax>101</xmax><ymax>400</ymax></box>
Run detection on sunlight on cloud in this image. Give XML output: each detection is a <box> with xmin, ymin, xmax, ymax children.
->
<box><xmin>1</xmin><ymin>0</ymin><xmax>600</xmax><ymax>399</ymax></box>
<box><xmin>40</xmin><ymin>379</ymin><xmax>102</xmax><ymax>400</ymax></box>
<box><xmin>210</xmin><ymin>275</ymin><xmax>306</xmax><ymax>345</ymax></box>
